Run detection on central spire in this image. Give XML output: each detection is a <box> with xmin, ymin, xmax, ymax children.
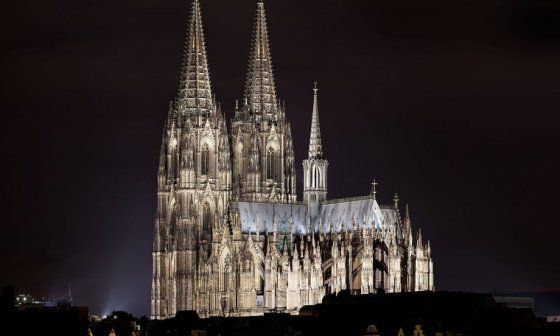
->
<box><xmin>176</xmin><ymin>0</ymin><xmax>214</xmax><ymax>115</ymax></box>
<box><xmin>308</xmin><ymin>82</ymin><xmax>323</xmax><ymax>158</ymax></box>
<box><xmin>244</xmin><ymin>0</ymin><xmax>277</xmax><ymax>115</ymax></box>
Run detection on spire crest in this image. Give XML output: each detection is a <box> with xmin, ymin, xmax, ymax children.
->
<box><xmin>244</xmin><ymin>0</ymin><xmax>277</xmax><ymax>115</ymax></box>
<box><xmin>176</xmin><ymin>0</ymin><xmax>214</xmax><ymax>115</ymax></box>
<box><xmin>308</xmin><ymin>82</ymin><xmax>323</xmax><ymax>158</ymax></box>
<box><xmin>370</xmin><ymin>179</ymin><xmax>378</xmax><ymax>199</ymax></box>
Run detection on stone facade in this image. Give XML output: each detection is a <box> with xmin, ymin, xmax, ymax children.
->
<box><xmin>151</xmin><ymin>0</ymin><xmax>434</xmax><ymax>319</ymax></box>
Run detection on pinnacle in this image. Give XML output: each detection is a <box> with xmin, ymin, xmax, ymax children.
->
<box><xmin>176</xmin><ymin>0</ymin><xmax>214</xmax><ymax>116</ymax></box>
<box><xmin>405</xmin><ymin>203</ymin><xmax>411</xmax><ymax>222</ymax></box>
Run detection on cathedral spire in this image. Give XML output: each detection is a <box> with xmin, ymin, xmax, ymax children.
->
<box><xmin>244</xmin><ymin>0</ymin><xmax>277</xmax><ymax>115</ymax></box>
<box><xmin>308</xmin><ymin>82</ymin><xmax>323</xmax><ymax>158</ymax></box>
<box><xmin>176</xmin><ymin>0</ymin><xmax>214</xmax><ymax>115</ymax></box>
<box><xmin>303</xmin><ymin>82</ymin><xmax>328</xmax><ymax>217</ymax></box>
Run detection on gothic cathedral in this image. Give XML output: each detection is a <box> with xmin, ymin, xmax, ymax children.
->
<box><xmin>151</xmin><ymin>0</ymin><xmax>434</xmax><ymax>319</ymax></box>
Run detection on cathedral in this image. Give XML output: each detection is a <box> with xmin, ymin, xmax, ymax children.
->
<box><xmin>151</xmin><ymin>0</ymin><xmax>434</xmax><ymax>319</ymax></box>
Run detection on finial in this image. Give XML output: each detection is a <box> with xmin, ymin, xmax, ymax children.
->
<box><xmin>370</xmin><ymin>179</ymin><xmax>378</xmax><ymax>199</ymax></box>
<box><xmin>393</xmin><ymin>192</ymin><xmax>399</xmax><ymax>208</ymax></box>
<box><xmin>313</xmin><ymin>81</ymin><xmax>318</xmax><ymax>95</ymax></box>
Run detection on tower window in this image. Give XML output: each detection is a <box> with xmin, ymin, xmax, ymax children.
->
<box><xmin>234</xmin><ymin>143</ymin><xmax>243</xmax><ymax>179</ymax></box>
<box><xmin>312</xmin><ymin>165</ymin><xmax>321</xmax><ymax>189</ymax></box>
<box><xmin>202</xmin><ymin>203</ymin><xmax>211</xmax><ymax>233</ymax></box>
<box><xmin>375</xmin><ymin>269</ymin><xmax>382</xmax><ymax>289</ymax></box>
<box><xmin>222</xmin><ymin>255</ymin><xmax>231</xmax><ymax>292</ymax></box>
<box><xmin>223</xmin><ymin>266</ymin><xmax>229</xmax><ymax>292</ymax></box>
<box><xmin>201</xmin><ymin>144</ymin><xmax>210</xmax><ymax>175</ymax></box>
<box><xmin>266</xmin><ymin>148</ymin><xmax>277</xmax><ymax>180</ymax></box>
<box><xmin>375</xmin><ymin>246</ymin><xmax>382</xmax><ymax>261</ymax></box>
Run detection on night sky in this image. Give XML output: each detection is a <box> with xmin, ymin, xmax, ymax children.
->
<box><xmin>2</xmin><ymin>0</ymin><xmax>560</xmax><ymax>317</ymax></box>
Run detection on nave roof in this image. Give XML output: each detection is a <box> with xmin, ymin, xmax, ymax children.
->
<box><xmin>233</xmin><ymin>195</ymin><xmax>401</xmax><ymax>237</ymax></box>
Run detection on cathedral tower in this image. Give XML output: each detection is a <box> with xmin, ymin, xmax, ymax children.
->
<box><xmin>231</xmin><ymin>0</ymin><xmax>296</xmax><ymax>203</ymax></box>
<box><xmin>303</xmin><ymin>83</ymin><xmax>328</xmax><ymax>218</ymax></box>
<box><xmin>151</xmin><ymin>0</ymin><xmax>231</xmax><ymax>319</ymax></box>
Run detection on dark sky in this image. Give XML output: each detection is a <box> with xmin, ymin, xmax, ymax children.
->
<box><xmin>2</xmin><ymin>0</ymin><xmax>560</xmax><ymax>317</ymax></box>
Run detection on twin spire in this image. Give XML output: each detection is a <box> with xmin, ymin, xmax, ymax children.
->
<box><xmin>244</xmin><ymin>0</ymin><xmax>278</xmax><ymax>115</ymax></box>
<box><xmin>177</xmin><ymin>0</ymin><xmax>214</xmax><ymax>115</ymax></box>
<box><xmin>178</xmin><ymin>0</ymin><xmax>278</xmax><ymax>117</ymax></box>
<box><xmin>176</xmin><ymin>0</ymin><xmax>321</xmax><ymax>146</ymax></box>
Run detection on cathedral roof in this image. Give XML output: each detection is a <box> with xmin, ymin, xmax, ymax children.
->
<box><xmin>236</xmin><ymin>201</ymin><xmax>308</xmax><ymax>234</ymax></box>
<box><xmin>316</xmin><ymin>197</ymin><xmax>396</xmax><ymax>232</ymax></box>
<box><xmin>234</xmin><ymin>196</ymin><xmax>400</xmax><ymax>235</ymax></box>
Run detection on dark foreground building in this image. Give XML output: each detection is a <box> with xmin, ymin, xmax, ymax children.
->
<box><xmin>0</xmin><ymin>305</ymin><xmax>89</xmax><ymax>336</ymax></box>
<box><xmin>145</xmin><ymin>291</ymin><xmax>560</xmax><ymax>336</ymax></box>
<box><xmin>3</xmin><ymin>289</ymin><xmax>558</xmax><ymax>335</ymax></box>
<box><xmin>0</xmin><ymin>286</ymin><xmax>89</xmax><ymax>336</ymax></box>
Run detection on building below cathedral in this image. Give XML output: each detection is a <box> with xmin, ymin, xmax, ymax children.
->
<box><xmin>151</xmin><ymin>0</ymin><xmax>434</xmax><ymax>319</ymax></box>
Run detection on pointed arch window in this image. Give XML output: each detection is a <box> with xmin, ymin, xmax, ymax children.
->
<box><xmin>375</xmin><ymin>246</ymin><xmax>382</xmax><ymax>262</ymax></box>
<box><xmin>234</xmin><ymin>143</ymin><xmax>243</xmax><ymax>179</ymax></box>
<box><xmin>223</xmin><ymin>265</ymin><xmax>229</xmax><ymax>292</ymax></box>
<box><xmin>201</xmin><ymin>143</ymin><xmax>210</xmax><ymax>175</ymax></box>
<box><xmin>375</xmin><ymin>269</ymin><xmax>382</xmax><ymax>289</ymax></box>
<box><xmin>312</xmin><ymin>164</ymin><xmax>322</xmax><ymax>189</ymax></box>
<box><xmin>266</xmin><ymin>147</ymin><xmax>277</xmax><ymax>180</ymax></box>
<box><xmin>202</xmin><ymin>202</ymin><xmax>211</xmax><ymax>233</ymax></box>
<box><xmin>222</xmin><ymin>254</ymin><xmax>231</xmax><ymax>292</ymax></box>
